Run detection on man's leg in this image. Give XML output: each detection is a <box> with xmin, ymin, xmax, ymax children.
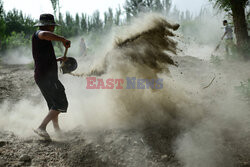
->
<box><xmin>228</xmin><ymin>39</ymin><xmax>235</xmax><ymax>57</ymax></box>
<box><xmin>39</xmin><ymin>110</ymin><xmax>60</xmax><ymax>130</ymax></box>
<box><xmin>225</xmin><ymin>40</ymin><xmax>230</xmax><ymax>59</ymax></box>
<box><xmin>52</xmin><ymin>113</ymin><xmax>61</xmax><ymax>132</ymax></box>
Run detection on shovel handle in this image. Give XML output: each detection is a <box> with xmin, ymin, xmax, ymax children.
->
<box><xmin>63</xmin><ymin>41</ymin><xmax>70</xmax><ymax>58</ymax></box>
<box><xmin>63</xmin><ymin>47</ymin><xmax>68</xmax><ymax>58</ymax></box>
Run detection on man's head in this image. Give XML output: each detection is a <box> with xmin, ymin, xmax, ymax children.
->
<box><xmin>34</xmin><ymin>13</ymin><xmax>59</xmax><ymax>31</ymax></box>
<box><xmin>223</xmin><ymin>20</ymin><xmax>228</xmax><ymax>26</ymax></box>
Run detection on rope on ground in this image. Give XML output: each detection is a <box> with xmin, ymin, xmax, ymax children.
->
<box><xmin>203</xmin><ymin>76</ymin><xmax>216</xmax><ymax>89</ymax></box>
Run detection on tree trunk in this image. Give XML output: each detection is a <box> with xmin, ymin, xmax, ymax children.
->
<box><xmin>230</xmin><ymin>0</ymin><xmax>249</xmax><ymax>48</ymax></box>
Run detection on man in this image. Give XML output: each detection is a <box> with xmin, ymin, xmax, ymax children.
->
<box><xmin>79</xmin><ymin>37</ymin><xmax>87</xmax><ymax>57</ymax></box>
<box><xmin>221</xmin><ymin>20</ymin><xmax>234</xmax><ymax>57</ymax></box>
<box><xmin>32</xmin><ymin>13</ymin><xmax>71</xmax><ymax>140</ymax></box>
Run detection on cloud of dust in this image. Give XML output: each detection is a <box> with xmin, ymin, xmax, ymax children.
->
<box><xmin>169</xmin><ymin>54</ymin><xmax>250</xmax><ymax>166</ymax></box>
<box><xmin>178</xmin><ymin>9</ymin><xmax>226</xmax><ymax>60</ymax></box>
<box><xmin>0</xmin><ymin>12</ymin><xmax>250</xmax><ymax>167</ymax></box>
<box><xmin>1</xmin><ymin>47</ymin><xmax>32</xmax><ymax>64</ymax></box>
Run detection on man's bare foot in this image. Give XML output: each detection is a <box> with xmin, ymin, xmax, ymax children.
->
<box><xmin>33</xmin><ymin>128</ymin><xmax>51</xmax><ymax>141</ymax></box>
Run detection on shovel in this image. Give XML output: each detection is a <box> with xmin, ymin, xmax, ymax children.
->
<box><xmin>60</xmin><ymin>42</ymin><xmax>70</xmax><ymax>68</ymax></box>
<box><xmin>211</xmin><ymin>39</ymin><xmax>222</xmax><ymax>56</ymax></box>
<box><xmin>60</xmin><ymin>43</ymin><xmax>78</xmax><ymax>74</ymax></box>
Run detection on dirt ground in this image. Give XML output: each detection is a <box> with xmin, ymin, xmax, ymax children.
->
<box><xmin>0</xmin><ymin>55</ymin><xmax>250</xmax><ymax>167</ymax></box>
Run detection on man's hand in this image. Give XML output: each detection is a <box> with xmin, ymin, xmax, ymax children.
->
<box><xmin>221</xmin><ymin>32</ymin><xmax>226</xmax><ymax>40</ymax></box>
<box><xmin>62</xmin><ymin>39</ymin><xmax>71</xmax><ymax>48</ymax></box>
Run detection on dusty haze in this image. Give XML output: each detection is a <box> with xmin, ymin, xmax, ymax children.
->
<box><xmin>0</xmin><ymin>13</ymin><xmax>250</xmax><ymax>167</ymax></box>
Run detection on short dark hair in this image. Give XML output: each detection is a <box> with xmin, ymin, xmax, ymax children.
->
<box><xmin>223</xmin><ymin>20</ymin><xmax>227</xmax><ymax>24</ymax></box>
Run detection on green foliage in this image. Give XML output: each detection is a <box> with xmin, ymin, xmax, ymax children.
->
<box><xmin>0</xmin><ymin>0</ymin><xmax>3</xmax><ymax>16</ymax></box>
<box><xmin>92</xmin><ymin>11</ymin><xmax>103</xmax><ymax>32</ymax></box>
<box><xmin>235</xmin><ymin>79</ymin><xmax>250</xmax><ymax>101</ymax></box>
<box><xmin>0</xmin><ymin>7</ymin><xmax>35</xmax><ymax>51</ymax></box>
<box><xmin>80</xmin><ymin>13</ymin><xmax>88</xmax><ymax>33</ymax></box>
<box><xmin>0</xmin><ymin>0</ymin><xmax>170</xmax><ymax>55</ymax></box>
<box><xmin>0</xmin><ymin>18</ymin><xmax>5</xmax><ymax>39</ymax></box>
<box><xmin>114</xmin><ymin>6</ymin><xmax>122</xmax><ymax>25</ymax></box>
<box><xmin>75</xmin><ymin>13</ymin><xmax>80</xmax><ymax>31</ymax></box>
<box><xmin>0</xmin><ymin>0</ymin><xmax>173</xmax><ymax>50</ymax></box>
<box><xmin>209</xmin><ymin>0</ymin><xmax>231</xmax><ymax>12</ymax></box>
<box><xmin>124</xmin><ymin>0</ymin><xmax>171</xmax><ymax>19</ymax></box>
<box><xmin>153</xmin><ymin>0</ymin><xmax>163</xmax><ymax>11</ymax></box>
<box><xmin>0</xmin><ymin>1</ymin><xmax>6</xmax><ymax>48</ymax></box>
<box><xmin>162</xmin><ymin>0</ymin><xmax>171</xmax><ymax>14</ymax></box>
<box><xmin>104</xmin><ymin>8</ymin><xmax>114</xmax><ymax>31</ymax></box>
<box><xmin>124</xmin><ymin>0</ymin><xmax>145</xmax><ymax>18</ymax></box>
<box><xmin>209</xmin><ymin>0</ymin><xmax>249</xmax><ymax>12</ymax></box>
<box><xmin>5</xmin><ymin>9</ymin><xmax>23</xmax><ymax>35</ymax></box>
<box><xmin>53</xmin><ymin>42</ymin><xmax>64</xmax><ymax>57</ymax></box>
<box><xmin>5</xmin><ymin>9</ymin><xmax>35</xmax><ymax>37</ymax></box>
<box><xmin>59</xmin><ymin>12</ymin><xmax>78</xmax><ymax>37</ymax></box>
<box><xmin>2</xmin><ymin>31</ymin><xmax>30</xmax><ymax>50</ymax></box>
<box><xmin>50</xmin><ymin>0</ymin><xmax>60</xmax><ymax>19</ymax></box>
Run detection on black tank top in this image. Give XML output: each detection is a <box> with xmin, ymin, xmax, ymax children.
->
<box><xmin>32</xmin><ymin>30</ymin><xmax>58</xmax><ymax>82</ymax></box>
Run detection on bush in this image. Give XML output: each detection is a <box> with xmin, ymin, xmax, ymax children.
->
<box><xmin>2</xmin><ymin>31</ymin><xmax>30</xmax><ymax>50</ymax></box>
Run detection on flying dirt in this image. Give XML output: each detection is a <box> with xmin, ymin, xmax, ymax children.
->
<box><xmin>0</xmin><ymin>13</ymin><xmax>250</xmax><ymax>167</ymax></box>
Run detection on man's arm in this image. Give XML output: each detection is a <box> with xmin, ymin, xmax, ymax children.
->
<box><xmin>38</xmin><ymin>31</ymin><xmax>71</xmax><ymax>48</ymax></box>
<box><xmin>221</xmin><ymin>31</ymin><xmax>227</xmax><ymax>40</ymax></box>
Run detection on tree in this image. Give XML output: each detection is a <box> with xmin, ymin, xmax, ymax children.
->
<box><xmin>22</xmin><ymin>16</ymin><xmax>36</xmax><ymax>36</ymax></box>
<box><xmin>90</xmin><ymin>10</ymin><xmax>103</xmax><ymax>32</ymax></box>
<box><xmin>124</xmin><ymin>0</ymin><xmax>146</xmax><ymax>19</ymax></box>
<box><xmin>104</xmin><ymin>8</ymin><xmax>114</xmax><ymax>30</ymax></box>
<box><xmin>74</xmin><ymin>13</ymin><xmax>80</xmax><ymax>35</ymax></box>
<box><xmin>4</xmin><ymin>31</ymin><xmax>30</xmax><ymax>49</ymax></box>
<box><xmin>124</xmin><ymin>0</ymin><xmax>167</xmax><ymax>20</ymax></box>
<box><xmin>87</xmin><ymin>15</ymin><xmax>93</xmax><ymax>32</ymax></box>
<box><xmin>210</xmin><ymin>0</ymin><xmax>249</xmax><ymax>51</ymax></box>
<box><xmin>145</xmin><ymin>0</ymin><xmax>154</xmax><ymax>10</ymax></box>
<box><xmin>50</xmin><ymin>0</ymin><xmax>60</xmax><ymax>19</ymax></box>
<box><xmin>0</xmin><ymin>0</ymin><xmax>3</xmax><ymax>17</ymax></box>
<box><xmin>185</xmin><ymin>10</ymin><xmax>192</xmax><ymax>21</ymax></box>
<box><xmin>4</xmin><ymin>9</ymin><xmax>35</xmax><ymax>37</ymax></box>
<box><xmin>81</xmin><ymin>13</ymin><xmax>88</xmax><ymax>33</ymax></box>
<box><xmin>162</xmin><ymin>0</ymin><xmax>171</xmax><ymax>15</ymax></box>
<box><xmin>54</xmin><ymin>12</ymin><xmax>65</xmax><ymax>53</ymax></box>
<box><xmin>0</xmin><ymin>0</ymin><xmax>6</xmax><ymax>42</ymax></box>
<box><xmin>55</xmin><ymin>12</ymin><xmax>65</xmax><ymax>36</ymax></box>
<box><xmin>170</xmin><ymin>5</ymin><xmax>181</xmax><ymax>21</ymax></box>
<box><xmin>64</xmin><ymin>12</ymin><xmax>78</xmax><ymax>37</ymax></box>
<box><xmin>153</xmin><ymin>0</ymin><xmax>163</xmax><ymax>12</ymax></box>
<box><xmin>114</xmin><ymin>6</ymin><xmax>122</xmax><ymax>25</ymax></box>
<box><xmin>5</xmin><ymin>9</ymin><xmax>24</xmax><ymax>36</ymax></box>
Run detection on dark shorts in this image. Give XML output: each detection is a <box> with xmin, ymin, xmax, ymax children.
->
<box><xmin>36</xmin><ymin>79</ymin><xmax>68</xmax><ymax>113</ymax></box>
